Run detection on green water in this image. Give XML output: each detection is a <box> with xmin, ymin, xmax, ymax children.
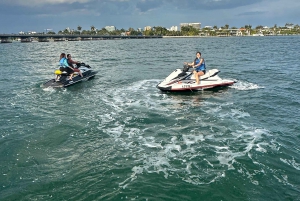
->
<box><xmin>0</xmin><ymin>37</ymin><xmax>299</xmax><ymax>201</ymax></box>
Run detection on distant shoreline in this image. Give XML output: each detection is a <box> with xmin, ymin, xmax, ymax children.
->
<box><xmin>162</xmin><ymin>34</ymin><xmax>300</xmax><ymax>38</ymax></box>
<box><xmin>1</xmin><ymin>34</ymin><xmax>299</xmax><ymax>43</ymax></box>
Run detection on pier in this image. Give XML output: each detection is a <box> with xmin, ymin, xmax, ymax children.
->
<box><xmin>0</xmin><ymin>34</ymin><xmax>162</xmax><ymax>43</ymax></box>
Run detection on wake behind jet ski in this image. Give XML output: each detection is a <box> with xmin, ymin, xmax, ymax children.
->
<box><xmin>157</xmin><ymin>65</ymin><xmax>236</xmax><ymax>92</ymax></box>
<box><xmin>42</xmin><ymin>62</ymin><xmax>97</xmax><ymax>88</ymax></box>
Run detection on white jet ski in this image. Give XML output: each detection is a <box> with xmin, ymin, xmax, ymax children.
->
<box><xmin>157</xmin><ymin>65</ymin><xmax>236</xmax><ymax>92</ymax></box>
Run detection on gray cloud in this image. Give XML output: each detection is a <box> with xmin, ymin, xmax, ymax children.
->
<box><xmin>0</xmin><ymin>0</ymin><xmax>299</xmax><ymax>33</ymax></box>
<box><xmin>169</xmin><ymin>0</ymin><xmax>263</xmax><ymax>10</ymax></box>
<box><xmin>0</xmin><ymin>0</ymin><xmax>263</xmax><ymax>16</ymax></box>
<box><xmin>136</xmin><ymin>0</ymin><xmax>164</xmax><ymax>12</ymax></box>
<box><xmin>0</xmin><ymin>1</ymin><xmax>86</xmax><ymax>16</ymax></box>
<box><xmin>238</xmin><ymin>11</ymin><xmax>267</xmax><ymax>16</ymax></box>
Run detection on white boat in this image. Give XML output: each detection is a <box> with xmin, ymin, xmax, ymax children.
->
<box><xmin>252</xmin><ymin>33</ymin><xmax>264</xmax><ymax>36</ymax></box>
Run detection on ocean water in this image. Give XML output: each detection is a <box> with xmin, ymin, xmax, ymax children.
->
<box><xmin>0</xmin><ymin>36</ymin><xmax>299</xmax><ymax>201</ymax></box>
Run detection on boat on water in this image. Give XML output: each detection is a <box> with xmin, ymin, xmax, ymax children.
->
<box><xmin>157</xmin><ymin>65</ymin><xmax>236</xmax><ymax>92</ymax></box>
<box><xmin>252</xmin><ymin>33</ymin><xmax>264</xmax><ymax>36</ymax></box>
<box><xmin>42</xmin><ymin>63</ymin><xmax>97</xmax><ymax>88</ymax></box>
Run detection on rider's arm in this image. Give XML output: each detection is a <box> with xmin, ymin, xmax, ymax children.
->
<box><xmin>184</xmin><ymin>61</ymin><xmax>195</xmax><ymax>66</ymax></box>
<box><xmin>195</xmin><ymin>58</ymin><xmax>203</xmax><ymax>67</ymax></box>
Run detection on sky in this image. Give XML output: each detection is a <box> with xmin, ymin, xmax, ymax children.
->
<box><xmin>0</xmin><ymin>0</ymin><xmax>299</xmax><ymax>33</ymax></box>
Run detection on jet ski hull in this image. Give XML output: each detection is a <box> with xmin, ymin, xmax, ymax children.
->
<box><xmin>42</xmin><ymin>65</ymin><xmax>97</xmax><ymax>88</ymax></box>
<box><xmin>157</xmin><ymin>68</ymin><xmax>235</xmax><ymax>92</ymax></box>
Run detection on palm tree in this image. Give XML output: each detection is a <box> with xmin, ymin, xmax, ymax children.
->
<box><xmin>77</xmin><ymin>26</ymin><xmax>82</xmax><ymax>34</ymax></box>
<box><xmin>128</xmin><ymin>27</ymin><xmax>135</xmax><ymax>32</ymax></box>
<box><xmin>245</xmin><ymin>24</ymin><xmax>252</xmax><ymax>35</ymax></box>
<box><xmin>63</xmin><ymin>28</ymin><xmax>69</xmax><ymax>34</ymax></box>
<box><xmin>90</xmin><ymin>25</ymin><xmax>96</xmax><ymax>34</ymax></box>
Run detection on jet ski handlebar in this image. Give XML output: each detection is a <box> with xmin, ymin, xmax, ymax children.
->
<box><xmin>76</xmin><ymin>62</ymin><xmax>91</xmax><ymax>68</ymax></box>
<box><xmin>182</xmin><ymin>64</ymin><xmax>193</xmax><ymax>72</ymax></box>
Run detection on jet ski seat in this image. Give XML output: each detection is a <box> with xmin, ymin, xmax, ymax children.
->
<box><xmin>199</xmin><ymin>69</ymin><xmax>220</xmax><ymax>80</ymax></box>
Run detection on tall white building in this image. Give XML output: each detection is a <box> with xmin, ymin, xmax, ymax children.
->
<box><xmin>144</xmin><ymin>26</ymin><xmax>152</xmax><ymax>31</ymax></box>
<box><xmin>169</xmin><ymin>26</ymin><xmax>178</xmax><ymax>31</ymax></box>
<box><xmin>180</xmin><ymin>23</ymin><xmax>201</xmax><ymax>30</ymax></box>
<box><xmin>105</xmin><ymin>26</ymin><xmax>116</xmax><ymax>32</ymax></box>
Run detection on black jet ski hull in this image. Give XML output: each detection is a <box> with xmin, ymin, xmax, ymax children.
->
<box><xmin>42</xmin><ymin>68</ymin><xmax>97</xmax><ymax>88</ymax></box>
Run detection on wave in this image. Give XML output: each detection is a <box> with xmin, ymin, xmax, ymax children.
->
<box><xmin>230</xmin><ymin>80</ymin><xmax>264</xmax><ymax>90</ymax></box>
<box><xmin>92</xmin><ymin>79</ymin><xmax>277</xmax><ymax>188</ymax></box>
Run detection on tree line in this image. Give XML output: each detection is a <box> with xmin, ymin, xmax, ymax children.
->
<box><xmin>44</xmin><ymin>23</ymin><xmax>300</xmax><ymax>36</ymax></box>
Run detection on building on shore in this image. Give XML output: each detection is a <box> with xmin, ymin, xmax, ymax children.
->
<box><xmin>204</xmin><ymin>26</ymin><xmax>213</xmax><ymax>29</ymax></box>
<box><xmin>105</xmin><ymin>26</ymin><xmax>116</xmax><ymax>32</ymax></box>
<box><xmin>169</xmin><ymin>26</ymin><xmax>178</xmax><ymax>31</ymax></box>
<box><xmin>144</xmin><ymin>26</ymin><xmax>152</xmax><ymax>31</ymax></box>
<box><xmin>180</xmin><ymin>23</ymin><xmax>201</xmax><ymax>30</ymax></box>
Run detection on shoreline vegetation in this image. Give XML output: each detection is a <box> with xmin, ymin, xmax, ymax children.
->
<box><xmin>9</xmin><ymin>23</ymin><xmax>300</xmax><ymax>37</ymax></box>
<box><xmin>1</xmin><ymin>23</ymin><xmax>299</xmax><ymax>43</ymax></box>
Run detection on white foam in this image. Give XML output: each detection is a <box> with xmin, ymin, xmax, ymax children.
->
<box><xmin>143</xmin><ymin>142</ymin><xmax>163</xmax><ymax>149</ymax></box>
<box><xmin>93</xmin><ymin>78</ymin><xmax>276</xmax><ymax>188</ymax></box>
<box><xmin>255</xmin><ymin>143</ymin><xmax>267</xmax><ymax>153</ymax></box>
<box><xmin>204</xmin><ymin>159</ymin><xmax>214</xmax><ymax>167</ymax></box>
<box><xmin>42</xmin><ymin>87</ymin><xmax>56</xmax><ymax>92</ymax></box>
<box><xmin>280</xmin><ymin>158</ymin><xmax>300</xmax><ymax>170</ymax></box>
<box><xmin>165</xmin><ymin>144</ymin><xmax>181</xmax><ymax>153</ymax></box>
<box><xmin>230</xmin><ymin>109</ymin><xmax>251</xmax><ymax>118</ymax></box>
<box><xmin>182</xmin><ymin>134</ymin><xmax>205</xmax><ymax>147</ymax></box>
<box><xmin>125</xmin><ymin>128</ymin><xmax>140</xmax><ymax>139</ymax></box>
<box><xmin>273</xmin><ymin>174</ymin><xmax>294</xmax><ymax>187</ymax></box>
<box><xmin>142</xmin><ymin>137</ymin><xmax>163</xmax><ymax>149</ymax></box>
<box><xmin>230</xmin><ymin>80</ymin><xmax>264</xmax><ymax>90</ymax></box>
<box><xmin>105</xmin><ymin>125</ymin><xmax>124</xmax><ymax>138</ymax></box>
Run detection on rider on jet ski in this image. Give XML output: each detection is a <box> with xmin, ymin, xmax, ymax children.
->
<box><xmin>184</xmin><ymin>52</ymin><xmax>206</xmax><ymax>84</ymax></box>
<box><xmin>67</xmin><ymin>54</ymin><xmax>83</xmax><ymax>78</ymax></box>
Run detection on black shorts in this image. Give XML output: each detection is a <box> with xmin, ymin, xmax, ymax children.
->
<box><xmin>59</xmin><ymin>67</ymin><xmax>74</xmax><ymax>74</ymax></box>
<box><xmin>196</xmin><ymin>70</ymin><xmax>206</xmax><ymax>74</ymax></box>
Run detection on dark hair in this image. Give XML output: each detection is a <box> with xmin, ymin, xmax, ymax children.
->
<box><xmin>196</xmin><ymin>51</ymin><xmax>201</xmax><ymax>56</ymax></box>
<box><xmin>67</xmin><ymin>54</ymin><xmax>71</xmax><ymax>57</ymax></box>
<box><xmin>59</xmin><ymin>53</ymin><xmax>66</xmax><ymax>61</ymax></box>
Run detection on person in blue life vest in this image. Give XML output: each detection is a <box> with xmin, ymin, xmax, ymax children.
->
<box><xmin>59</xmin><ymin>53</ymin><xmax>75</xmax><ymax>80</ymax></box>
<box><xmin>185</xmin><ymin>52</ymin><xmax>206</xmax><ymax>85</ymax></box>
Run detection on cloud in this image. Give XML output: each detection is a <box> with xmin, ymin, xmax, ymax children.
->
<box><xmin>2</xmin><ymin>0</ymin><xmax>91</xmax><ymax>7</ymax></box>
<box><xmin>0</xmin><ymin>0</ymin><xmax>263</xmax><ymax>15</ymax></box>
<box><xmin>136</xmin><ymin>0</ymin><xmax>164</xmax><ymax>12</ymax></box>
<box><xmin>0</xmin><ymin>0</ymin><xmax>133</xmax><ymax>16</ymax></box>
<box><xmin>238</xmin><ymin>11</ymin><xmax>267</xmax><ymax>16</ymax></box>
<box><xmin>0</xmin><ymin>0</ymin><xmax>299</xmax><ymax>33</ymax></box>
<box><xmin>169</xmin><ymin>0</ymin><xmax>263</xmax><ymax>10</ymax></box>
<box><xmin>0</xmin><ymin>3</ymin><xmax>81</xmax><ymax>16</ymax></box>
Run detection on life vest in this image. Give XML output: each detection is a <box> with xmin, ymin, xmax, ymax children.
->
<box><xmin>59</xmin><ymin>58</ymin><xmax>68</xmax><ymax>67</ymax></box>
<box><xmin>194</xmin><ymin>57</ymin><xmax>206</xmax><ymax>71</ymax></box>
